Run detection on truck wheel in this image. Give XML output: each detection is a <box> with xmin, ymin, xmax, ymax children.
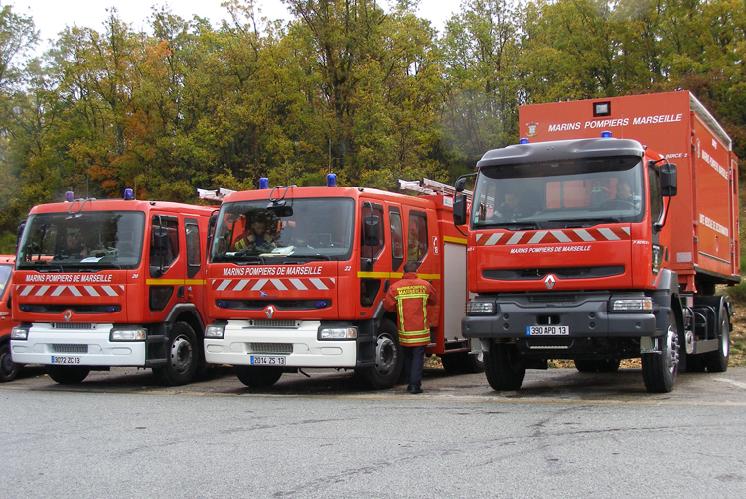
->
<box><xmin>235</xmin><ymin>366</ymin><xmax>283</xmax><ymax>388</ymax></box>
<box><xmin>47</xmin><ymin>366</ymin><xmax>90</xmax><ymax>384</ymax></box>
<box><xmin>641</xmin><ymin>316</ymin><xmax>679</xmax><ymax>393</ymax></box>
<box><xmin>355</xmin><ymin>319</ymin><xmax>403</xmax><ymax>389</ymax></box>
<box><xmin>441</xmin><ymin>352</ymin><xmax>484</xmax><ymax>374</ymax></box>
<box><xmin>703</xmin><ymin>304</ymin><xmax>730</xmax><ymax>373</ymax></box>
<box><xmin>153</xmin><ymin>321</ymin><xmax>198</xmax><ymax>386</ymax></box>
<box><xmin>574</xmin><ymin>359</ymin><xmax>620</xmax><ymax>373</ymax></box>
<box><xmin>484</xmin><ymin>343</ymin><xmax>525</xmax><ymax>391</ymax></box>
<box><xmin>0</xmin><ymin>342</ymin><xmax>19</xmax><ymax>382</ymax></box>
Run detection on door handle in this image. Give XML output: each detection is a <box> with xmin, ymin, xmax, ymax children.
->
<box><xmin>177</xmin><ymin>286</ymin><xmax>185</xmax><ymax>298</ymax></box>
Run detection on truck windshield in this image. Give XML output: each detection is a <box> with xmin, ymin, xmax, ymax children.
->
<box><xmin>472</xmin><ymin>156</ymin><xmax>644</xmax><ymax>228</ymax></box>
<box><xmin>212</xmin><ymin>198</ymin><xmax>355</xmax><ymax>263</ymax></box>
<box><xmin>17</xmin><ymin>211</ymin><xmax>145</xmax><ymax>270</ymax></box>
<box><xmin>0</xmin><ymin>265</ymin><xmax>11</xmax><ymax>296</ymax></box>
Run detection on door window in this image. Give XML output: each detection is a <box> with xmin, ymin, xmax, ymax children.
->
<box><xmin>389</xmin><ymin>208</ymin><xmax>403</xmax><ymax>271</ymax></box>
<box><xmin>185</xmin><ymin>219</ymin><xmax>201</xmax><ymax>278</ymax></box>
<box><xmin>407</xmin><ymin>211</ymin><xmax>428</xmax><ymax>263</ymax></box>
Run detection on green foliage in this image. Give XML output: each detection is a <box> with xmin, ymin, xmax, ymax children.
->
<box><xmin>0</xmin><ymin>0</ymin><xmax>744</xmax><ymax>247</ymax></box>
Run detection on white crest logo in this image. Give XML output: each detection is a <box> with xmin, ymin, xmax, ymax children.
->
<box><xmin>527</xmin><ymin>122</ymin><xmax>538</xmax><ymax>137</ymax></box>
<box><xmin>264</xmin><ymin>305</ymin><xmax>275</xmax><ymax>319</ymax></box>
<box><xmin>544</xmin><ymin>274</ymin><xmax>557</xmax><ymax>290</ymax></box>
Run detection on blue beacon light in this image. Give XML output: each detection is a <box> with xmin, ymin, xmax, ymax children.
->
<box><xmin>259</xmin><ymin>177</ymin><xmax>269</xmax><ymax>189</ymax></box>
<box><xmin>123</xmin><ymin>187</ymin><xmax>135</xmax><ymax>200</ymax></box>
<box><xmin>65</xmin><ymin>191</ymin><xmax>74</xmax><ymax>202</ymax></box>
<box><xmin>601</xmin><ymin>130</ymin><xmax>613</xmax><ymax>138</ymax></box>
<box><xmin>327</xmin><ymin>173</ymin><xmax>337</xmax><ymax>187</ymax></box>
<box><xmin>519</xmin><ymin>138</ymin><xmax>529</xmax><ymax>144</ymax></box>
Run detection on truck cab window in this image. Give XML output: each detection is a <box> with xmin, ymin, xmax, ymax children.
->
<box><xmin>361</xmin><ymin>203</ymin><xmax>384</xmax><ymax>260</ymax></box>
<box><xmin>390</xmin><ymin>208</ymin><xmax>403</xmax><ymax>270</ymax></box>
<box><xmin>185</xmin><ymin>220</ymin><xmax>201</xmax><ymax>278</ymax></box>
<box><xmin>407</xmin><ymin>211</ymin><xmax>428</xmax><ymax>263</ymax></box>
<box><xmin>648</xmin><ymin>167</ymin><xmax>663</xmax><ymax>224</ymax></box>
<box><xmin>150</xmin><ymin>216</ymin><xmax>179</xmax><ymax>277</ymax></box>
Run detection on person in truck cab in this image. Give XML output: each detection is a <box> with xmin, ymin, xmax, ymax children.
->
<box><xmin>498</xmin><ymin>191</ymin><xmax>526</xmax><ymax>219</ymax></box>
<box><xmin>59</xmin><ymin>230</ymin><xmax>87</xmax><ymax>259</ymax></box>
<box><xmin>233</xmin><ymin>217</ymin><xmax>276</xmax><ymax>253</ymax></box>
<box><xmin>384</xmin><ymin>261</ymin><xmax>437</xmax><ymax>394</ymax></box>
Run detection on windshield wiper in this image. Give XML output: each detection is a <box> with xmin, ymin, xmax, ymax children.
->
<box><xmin>281</xmin><ymin>254</ymin><xmax>332</xmax><ymax>263</ymax></box>
<box><xmin>478</xmin><ymin>222</ymin><xmax>540</xmax><ymax>230</ymax></box>
<box><xmin>231</xmin><ymin>255</ymin><xmax>266</xmax><ymax>265</ymax></box>
<box><xmin>540</xmin><ymin>217</ymin><xmax>623</xmax><ymax>228</ymax></box>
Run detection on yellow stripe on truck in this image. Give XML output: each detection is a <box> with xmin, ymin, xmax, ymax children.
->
<box><xmin>146</xmin><ymin>279</ymin><xmax>206</xmax><ymax>286</ymax></box>
<box><xmin>356</xmin><ymin>271</ymin><xmax>441</xmax><ymax>280</ymax></box>
<box><xmin>443</xmin><ymin>236</ymin><xmax>467</xmax><ymax>245</ymax></box>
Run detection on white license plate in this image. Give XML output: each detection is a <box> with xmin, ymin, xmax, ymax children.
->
<box><xmin>526</xmin><ymin>325</ymin><xmax>569</xmax><ymax>336</ymax></box>
<box><xmin>249</xmin><ymin>355</ymin><xmax>286</xmax><ymax>366</ymax></box>
<box><xmin>50</xmin><ymin>356</ymin><xmax>81</xmax><ymax>365</ymax></box>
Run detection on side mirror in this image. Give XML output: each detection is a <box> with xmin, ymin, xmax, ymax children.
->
<box><xmin>661</xmin><ymin>163</ymin><xmax>677</xmax><ymax>197</ymax></box>
<box><xmin>454</xmin><ymin>177</ymin><xmax>467</xmax><ymax>193</ymax></box>
<box><xmin>453</xmin><ymin>194</ymin><xmax>467</xmax><ymax>226</ymax></box>
<box><xmin>363</xmin><ymin>215</ymin><xmax>381</xmax><ymax>246</ymax></box>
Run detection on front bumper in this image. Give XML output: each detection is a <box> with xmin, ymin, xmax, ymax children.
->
<box><xmin>10</xmin><ymin>323</ymin><xmax>146</xmax><ymax>366</ymax></box>
<box><xmin>463</xmin><ymin>292</ymin><xmax>657</xmax><ymax>339</ymax></box>
<box><xmin>204</xmin><ymin>320</ymin><xmax>357</xmax><ymax>368</ymax></box>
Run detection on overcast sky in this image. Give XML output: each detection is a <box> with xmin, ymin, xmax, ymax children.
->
<box><xmin>8</xmin><ymin>0</ymin><xmax>461</xmax><ymax>53</ymax></box>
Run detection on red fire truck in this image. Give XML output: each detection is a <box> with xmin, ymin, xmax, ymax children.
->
<box><xmin>10</xmin><ymin>192</ymin><xmax>214</xmax><ymax>385</ymax></box>
<box><xmin>0</xmin><ymin>255</ymin><xmax>20</xmax><ymax>382</ymax></box>
<box><xmin>455</xmin><ymin>91</ymin><xmax>740</xmax><ymax>392</ymax></box>
<box><xmin>203</xmin><ymin>176</ymin><xmax>477</xmax><ymax>389</ymax></box>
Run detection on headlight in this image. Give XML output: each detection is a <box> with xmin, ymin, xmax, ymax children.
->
<box><xmin>318</xmin><ymin>327</ymin><xmax>357</xmax><ymax>340</ymax></box>
<box><xmin>205</xmin><ymin>323</ymin><xmax>226</xmax><ymax>339</ymax></box>
<box><xmin>110</xmin><ymin>327</ymin><xmax>147</xmax><ymax>341</ymax></box>
<box><xmin>611</xmin><ymin>298</ymin><xmax>653</xmax><ymax>312</ymax></box>
<box><xmin>11</xmin><ymin>325</ymin><xmax>30</xmax><ymax>340</ymax></box>
<box><xmin>467</xmin><ymin>301</ymin><xmax>496</xmax><ymax>315</ymax></box>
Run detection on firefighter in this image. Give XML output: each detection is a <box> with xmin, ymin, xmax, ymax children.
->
<box><xmin>234</xmin><ymin>216</ymin><xmax>276</xmax><ymax>253</ymax></box>
<box><xmin>383</xmin><ymin>261</ymin><xmax>437</xmax><ymax>394</ymax></box>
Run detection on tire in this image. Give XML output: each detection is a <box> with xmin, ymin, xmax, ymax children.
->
<box><xmin>47</xmin><ymin>365</ymin><xmax>90</xmax><ymax>384</ymax></box>
<box><xmin>641</xmin><ymin>313</ymin><xmax>680</xmax><ymax>393</ymax></box>
<box><xmin>441</xmin><ymin>352</ymin><xmax>484</xmax><ymax>374</ymax></box>
<box><xmin>703</xmin><ymin>303</ymin><xmax>730</xmax><ymax>373</ymax></box>
<box><xmin>355</xmin><ymin>319</ymin><xmax>403</xmax><ymax>389</ymax></box>
<box><xmin>153</xmin><ymin>321</ymin><xmax>199</xmax><ymax>386</ymax></box>
<box><xmin>235</xmin><ymin>366</ymin><xmax>283</xmax><ymax>388</ymax></box>
<box><xmin>0</xmin><ymin>342</ymin><xmax>19</xmax><ymax>382</ymax></box>
<box><xmin>484</xmin><ymin>342</ymin><xmax>525</xmax><ymax>391</ymax></box>
<box><xmin>574</xmin><ymin>359</ymin><xmax>620</xmax><ymax>373</ymax></box>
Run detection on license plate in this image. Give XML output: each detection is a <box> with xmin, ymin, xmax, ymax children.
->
<box><xmin>525</xmin><ymin>325</ymin><xmax>570</xmax><ymax>336</ymax></box>
<box><xmin>249</xmin><ymin>355</ymin><xmax>286</xmax><ymax>366</ymax></box>
<box><xmin>50</xmin><ymin>356</ymin><xmax>81</xmax><ymax>365</ymax></box>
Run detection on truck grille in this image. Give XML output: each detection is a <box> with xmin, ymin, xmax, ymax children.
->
<box><xmin>484</xmin><ymin>266</ymin><xmax>624</xmax><ymax>281</ymax></box>
<box><xmin>52</xmin><ymin>344</ymin><xmax>88</xmax><ymax>354</ymax></box>
<box><xmin>52</xmin><ymin>323</ymin><xmax>95</xmax><ymax>330</ymax></box>
<box><xmin>248</xmin><ymin>343</ymin><xmax>293</xmax><ymax>355</ymax></box>
<box><xmin>247</xmin><ymin>320</ymin><xmax>299</xmax><ymax>329</ymax></box>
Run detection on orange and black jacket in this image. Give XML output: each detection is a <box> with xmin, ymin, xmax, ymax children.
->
<box><xmin>383</xmin><ymin>272</ymin><xmax>437</xmax><ymax>347</ymax></box>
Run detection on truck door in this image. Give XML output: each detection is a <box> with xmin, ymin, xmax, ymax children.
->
<box><xmin>359</xmin><ymin>201</ymin><xmax>388</xmax><ymax>309</ymax></box>
<box><xmin>184</xmin><ymin>218</ymin><xmax>205</xmax><ymax>313</ymax></box>
<box><xmin>147</xmin><ymin>214</ymin><xmax>186</xmax><ymax>318</ymax></box>
<box><xmin>404</xmin><ymin>207</ymin><xmax>439</xmax><ymax>334</ymax></box>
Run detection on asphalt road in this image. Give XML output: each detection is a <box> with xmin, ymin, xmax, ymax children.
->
<box><xmin>3</xmin><ymin>366</ymin><xmax>746</xmax><ymax>497</ymax></box>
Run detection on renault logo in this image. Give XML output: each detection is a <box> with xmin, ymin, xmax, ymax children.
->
<box><xmin>63</xmin><ymin>309</ymin><xmax>73</xmax><ymax>322</ymax></box>
<box><xmin>544</xmin><ymin>274</ymin><xmax>557</xmax><ymax>290</ymax></box>
<box><xmin>264</xmin><ymin>305</ymin><xmax>276</xmax><ymax>319</ymax></box>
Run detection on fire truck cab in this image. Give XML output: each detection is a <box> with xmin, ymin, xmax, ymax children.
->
<box><xmin>10</xmin><ymin>194</ymin><xmax>214</xmax><ymax>385</ymax></box>
<box><xmin>204</xmin><ymin>177</ymin><xmax>477</xmax><ymax>389</ymax></box>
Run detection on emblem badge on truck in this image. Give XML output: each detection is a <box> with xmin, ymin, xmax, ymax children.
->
<box><xmin>264</xmin><ymin>305</ymin><xmax>275</xmax><ymax>319</ymax></box>
<box><xmin>544</xmin><ymin>274</ymin><xmax>557</xmax><ymax>290</ymax></box>
<box><xmin>63</xmin><ymin>309</ymin><xmax>73</xmax><ymax>322</ymax></box>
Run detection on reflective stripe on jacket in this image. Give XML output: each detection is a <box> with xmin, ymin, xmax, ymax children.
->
<box><xmin>383</xmin><ymin>272</ymin><xmax>437</xmax><ymax>347</ymax></box>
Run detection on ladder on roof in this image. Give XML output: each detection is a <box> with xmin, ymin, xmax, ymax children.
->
<box><xmin>398</xmin><ymin>178</ymin><xmax>473</xmax><ymax>199</ymax></box>
<box><xmin>197</xmin><ymin>187</ymin><xmax>236</xmax><ymax>202</ymax></box>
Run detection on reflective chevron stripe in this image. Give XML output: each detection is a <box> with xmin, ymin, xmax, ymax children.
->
<box><xmin>16</xmin><ymin>284</ymin><xmax>126</xmax><ymax>297</ymax></box>
<box><xmin>476</xmin><ymin>226</ymin><xmax>631</xmax><ymax>245</ymax></box>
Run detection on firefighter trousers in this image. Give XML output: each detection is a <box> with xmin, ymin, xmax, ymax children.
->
<box><xmin>403</xmin><ymin>346</ymin><xmax>425</xmax><ymax>388</ymax></box>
